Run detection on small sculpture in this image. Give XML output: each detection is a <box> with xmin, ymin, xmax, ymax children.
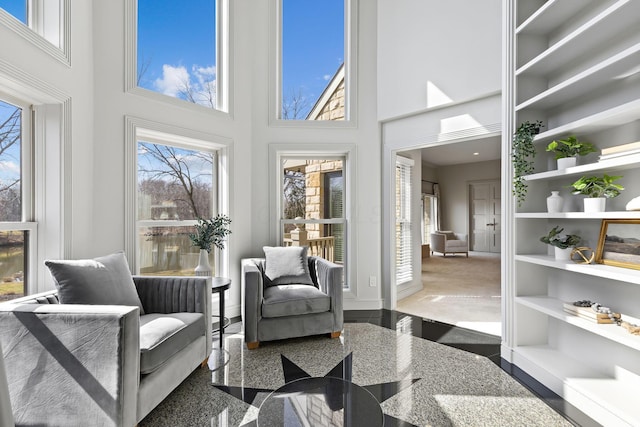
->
<box><xmin>626</xmin><ymin>196</ymin><xmax>640</xmax><ymax>211</ymax></box>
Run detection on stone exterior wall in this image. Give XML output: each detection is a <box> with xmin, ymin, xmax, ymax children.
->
<box><xmin>312</xmin><ymin>79</ymin><xmax>345</xmax><ymax>121</ymax></box>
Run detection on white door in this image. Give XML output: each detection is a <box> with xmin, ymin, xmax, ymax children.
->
<box><xmin>470</xmin><ymin>181</ymin><xmax>500</xmax><ymax>253</ymax></box>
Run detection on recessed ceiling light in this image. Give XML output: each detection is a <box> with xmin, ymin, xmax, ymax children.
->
<box><xmin>473</xmin><ymin>152</ymin><xmax>479</xmax><ymax>156</ymax></box>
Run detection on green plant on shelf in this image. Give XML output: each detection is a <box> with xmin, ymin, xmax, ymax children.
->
<box><xmin>540</xmin><ymin>226</ymin><xmax>581</xmax><ymax>249</ymax></box>
<box><xmin>570</xmin><ymin>174</ymin><xmax>624</xmax><ymax>198</ymax></box>
<box><xmin>545</xmin><ymin>136</ymin><xmax>597</xmax><ymax>159</ymax></box>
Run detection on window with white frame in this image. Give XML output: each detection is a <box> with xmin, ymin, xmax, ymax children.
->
<box><xmin>0</xmin><ymin>95</ymin><xmax>34</xmax><ymax>301</ymax></box>
<box><xmin>135</xmin><ymin>0</ymin><xmax>228</xmax><ymax>111</ymax></box>
<box><xmin>278</xmin><ymin>0</ymin><xmax>352</xmax><ymax>121</ymax></box>
<box><xmin>395</xmin><ymin>156</ymin><xmax>413</xmax><ymax>285</ymax></box>
<box><xmin>136</xmin><ymin>139</ymin><xmax>219</xmax><ymax>276</ymax></box>
<box><xmin>0</xmin><ymin>0</ymin><xmax>67</xmax><ymax>60</ymax></box>
<box><xmin>279</xmin><ymin>156</ymin><xmax>347</xmax><ymax>287</ymax></box>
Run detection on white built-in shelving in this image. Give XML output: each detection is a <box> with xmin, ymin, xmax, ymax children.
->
<box><xmin>506</xmin><ymin>1</ymin><xmax>640</xmax><ymax>426</ymax></box>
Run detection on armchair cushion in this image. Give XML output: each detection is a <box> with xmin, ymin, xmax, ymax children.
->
<box><xmin>262</xmin><ymin>284</ymin><xmax>330</xmax><ymax>318</ymax></box>
<box><xmin>263</xmin><ymin>246</ymin><xmax>314</xmax><ymax>286</ymax></box>
<box><xmin>44</xmin><ymin>251</ymin><xmax>145</xmax><ymax>314</ymax></box>
<box><xmin>139</xmin><ymin>312</ymin><xmax>204</xmax><ymax>374</ymax></box>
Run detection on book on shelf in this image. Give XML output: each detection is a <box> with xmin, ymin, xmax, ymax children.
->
<box><xmin>599</xmin><ymin>141</ymin><xmax>640</xmax><ymax>159</ymax></box>
<box><xmin>599</xmin><ymin>148</ymin><xmax>640</xmax><ymax>161</ymax></box>
<box><xmin>563</xmin><ymin>302</ymin><xmax>621</xmax><ymax>324</ymax></box>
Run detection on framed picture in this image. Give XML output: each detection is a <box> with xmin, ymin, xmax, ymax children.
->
<box><xmin>595</xmin><ymin>219</ymin><xmax>640</xmax><ymax>270</ymax></box>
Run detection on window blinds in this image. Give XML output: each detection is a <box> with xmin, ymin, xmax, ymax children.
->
<box><xmin>395</xmin><ymin>156</ymin><xmax>413</xmax><ymax>285</ymax></box>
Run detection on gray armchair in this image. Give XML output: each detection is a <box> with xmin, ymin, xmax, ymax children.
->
<box><xmin>430</xmin><ymin>231</ymin><xmax>469</xmax><ymax>257</ymax></box>
<box><xmin>242</xmin><ymin>255</ymin><xmax>343</xmax><ymax>349</ymax></box>
<box><xmin>0</xmin><ymin>276</ymin><xmax>211</xmax><ymax>427</ymax></box>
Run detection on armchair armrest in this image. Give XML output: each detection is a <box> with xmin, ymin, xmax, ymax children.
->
<box><xmin>430</xmin><ymin>233</ymin><xmax>446</xmax><ymax>252</ymax></box>
<box><xmin>0</xmin><ymin>304</ymin><xmax>139</xmax><ymax>427</ymax></box>
<box><xmin>133</xmin><ymin>276</ymin><xmax>212</xmax><ymax>356</ymax></box>
<box><xmin>309</xmin><ymin>256</ymin><xmax>343</xmax><ymax>328</ymax></box>
<box><xmin>241</xmin><ymin>259</ymin><xmax>265</xmax><ymax>344</ymax></box>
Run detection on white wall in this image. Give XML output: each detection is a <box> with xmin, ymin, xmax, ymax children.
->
<box><xmin>377</xmin><ymin>0</ymin><xmax>502</xmax><ymax>120</ymax></box>
<box><xmin>436</xmin><ymin>159</ymin><xmax>501</xmax><ymax>233</ymax></box>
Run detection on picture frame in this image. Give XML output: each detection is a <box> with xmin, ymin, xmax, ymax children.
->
<box><xmin>595</xmin><ymin>219</ymin><xmax>640</xmax><ymax>270</ymax></box>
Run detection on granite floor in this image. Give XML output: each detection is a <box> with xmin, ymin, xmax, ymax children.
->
<box><xmin>139</xmin><ymin>310</ymin><xmax>578</xmax><ymax>427</ymax></box>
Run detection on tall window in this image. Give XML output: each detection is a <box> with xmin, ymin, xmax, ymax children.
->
<box><xmin>395</xmin><ymin>156</ymin><xmax>413</xmax><ymax>285</ymax></box>
<box><xmin>136</xmin><ymin>0</ymin><xmax>226</xmax><ymax>111</ymax></box>
<box><xmin>280</xmin><ymin>157</ymin><xmax>347</xmax><ymax>285</ymax></box>
<box><xmin>280</xmin><ymin>0</ymin><xmax>346</xmax><ymax>120</ymax></box>
<box><xmin>136</xmin><ymin>141</ymin><xmax>217</xmax><ymax>275</ymax></box>
<box><xmin>0</xmin><ymin>96</ymin><xmax>33</xmax><ymax>301</ymax></box>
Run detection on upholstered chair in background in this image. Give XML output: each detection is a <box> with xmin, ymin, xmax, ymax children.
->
<box><xmin>430</xmin><ymin>231</ymin><xmax>469</xmax><ymax>257</ymax></box>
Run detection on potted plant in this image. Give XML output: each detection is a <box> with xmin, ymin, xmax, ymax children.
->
<box><xmin>512</xmin><ymin>120</ymin><xmax>543</xmax><ymax>207</ymax></box>
<box><xmin>570</xmin><ymin>174</ymin><xmax>624</xmax><ymax>213</ymax></box>
<box><xmin>540</xmin><ymin>226</ymin><xmax>581</xmax><ymax>260</ymax></box>
<box><xmin>189</xmin><ymin>214</ymin><xmax>232</xmax><ymax>275</ymax></box>
<box><xmin>546</xmin><ymin>136</ymin><xmax>597</xmax><ymax>169</ymax></box>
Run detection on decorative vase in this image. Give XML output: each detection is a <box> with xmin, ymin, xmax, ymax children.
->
<box><xmin>546</xmin><ymin>191</ymin><xmax>564</xmax><ymax>213</ymax></box>
<box><xmin>583</xmin><ymin>197</ymin><xmax>606</xmax><ymax>213</ymax></box>
<box><xmin>195</xmin><ymin>249</ymin><xmax>212</xmax><ymax>276</ymax></box>
<box><xmin>557</xmin><ymin>157</ymin><xmax>577</xmax><ymax>169</ymax></box>
<box><xmin>554</xmin><ymin>247</ymin><xmax>572</xmax><ymax>261</ymax></box>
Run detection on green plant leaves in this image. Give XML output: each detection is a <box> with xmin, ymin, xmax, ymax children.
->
<box><xmin>189</xmin><ymin>214</ymin><xmax>232</xmax><ymax>253</ymax></box>
<box><xmin>570</xmin><ymin>174</ymin><xmax>624</xmax><ymax>198</ymax></box>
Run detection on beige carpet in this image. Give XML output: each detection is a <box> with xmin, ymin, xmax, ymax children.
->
<box><xmin>397</xmin><ymin>251</ymin><xmax>501</xmax><ymax>336</ymax></box>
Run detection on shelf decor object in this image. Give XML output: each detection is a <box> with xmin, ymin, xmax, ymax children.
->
<box><xmin>571</xmin><ymin>174</ymin><xmax>624</xmax><ymax>213</ymax></box>
<box><xmin>570</xmin><ymin>246</ymin><xmax>595</xmax><ymax>264</ymax></box>
<box><xmin>546</xmin><ymin>191</ymin><xmax>563</xmax><ymax>213</ymax></box>
<box><xmin>595</xmin><ymin>219</ymin><xmax>640</xmax><ymax>271</ymax></box>
<box><xmin>540</xmin><ymin>226</ymin><xmax>581</xmax><ymax>261</ymax></box>
<box><xmin>546</xmin><ymin>136</ymin><xmax>597</xmax><ymax>170</ymax></box>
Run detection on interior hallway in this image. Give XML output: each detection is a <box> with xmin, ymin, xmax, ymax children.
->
<box><xmin>397</xmin><ymin>251</ymin><xmax>501</xmax><ymax>336</ymax></box>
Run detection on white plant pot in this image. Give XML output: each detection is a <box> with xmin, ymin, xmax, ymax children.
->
<box><xmin>554</xmin><ymin>247</ymin><xmax>572</xmax><ymax>261</ymax></box>
<box><xmin>557</xmin><ymin>157</ymin><xmax>577</xmax><ymax>169</ymax></box>
<box><xmin>583</xmin><ymin>197</ymin><xmax>606</xmax><ymax>213</ymax></box>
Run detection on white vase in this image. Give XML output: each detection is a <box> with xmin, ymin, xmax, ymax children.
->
<box><xmin>195</xmin><ymin>249</ymin><xmax>212</xmax><ymax>276</ymax></box>
<box><xmin>583</xmin><ymin>197</ymin><xmax>606</xmax><ymax>213</ymax></box>
<box><xmin>546</xmin><ymin>191</ymin><xmax>564</xmax><ymax>213</ymax></box>
<box><xmin>554</xmin><ymin>247</ymin><xmax>572</xmax><ymax>261</ymax></box>
<box><xmin>557</xmin><ymin>157</ymin><xmax>577</xmax><ymax>169</ymax></box>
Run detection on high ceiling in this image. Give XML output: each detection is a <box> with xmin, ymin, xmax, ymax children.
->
<box><xmin>420</xmin><ymin>135</ymin><xmax>502</xmax><ymax>166</ymax></box>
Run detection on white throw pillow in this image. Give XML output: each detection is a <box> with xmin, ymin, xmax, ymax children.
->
<box><xmin>263</xmin><ymin>246</ymin><xmax>314</xmax><ymax>286</ymax></box>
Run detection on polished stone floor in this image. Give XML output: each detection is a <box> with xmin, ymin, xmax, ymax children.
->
<box><xmin>139</xmin><ymin>310</ymin><xmax>576</xmax><ymax>427</ymax></box>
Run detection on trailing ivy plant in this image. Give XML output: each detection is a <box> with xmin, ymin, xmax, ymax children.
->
<box><xmin>512</xmin><ymin>120</ymin><xmax>543</xmax><ymax>206</ymax></box>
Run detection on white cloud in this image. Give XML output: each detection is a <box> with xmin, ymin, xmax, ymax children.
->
<box><xmin>323</xmin><ymin>74</ymin><xmax>331</xmax><ymax>81</ymax></box>
<box><xmin>0</xmin><ymin>160</ymin><xmax>19</xmax><ymax>174</ymax></box>
<box><xmin>154</xmin><ymin>64</ymin><xmax>190</xmax><ymax>97</ymax></box>
<box><xmin>153</xmin><ymin>64</ymin><xmax>217</xmax><ymax>108</ymax></box>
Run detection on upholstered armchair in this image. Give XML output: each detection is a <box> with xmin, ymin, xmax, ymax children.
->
<box><xmin>0</xmin><ymin>255</ymin><xmax>211</xmax><ymax>427</ymax></box>
<box><xmin>242</xmin><ymin>247</ymin><xmax>344</xmax><ymax>349</ymax></box>
<box><xmin>430</xmin><ymin>231</ymin><xmax>469</xmax><ymax>257</ymax></box>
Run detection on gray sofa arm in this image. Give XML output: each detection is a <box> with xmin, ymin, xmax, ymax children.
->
<box><xmin>309</xmin><ymin>256</ymin><xmax>344</xmax><ymax>330</ymax></box>
<box><xmin>0</xmin><ymin>304</ymin><xmax>139</xmax><ymax>427</ymax></box>
<box><xmin>134</xmin><ymin>276</ymin><xmax>212</xmax><ymax>355</ymax></box>
<box><xmin>241</xmin><ymin>259</ymin><xmax>264</xmax><ymax>344</ymax></box>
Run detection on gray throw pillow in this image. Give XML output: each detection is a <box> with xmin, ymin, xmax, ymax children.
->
<box><xmin>263</xmin><ymin>246</ymin><xmax>314</xmax><ymax>286</ymax></box>
<box><xmin>45</xmin><ymin>251</ymin><xmax>145</xmax><ymax>314</ymax></box>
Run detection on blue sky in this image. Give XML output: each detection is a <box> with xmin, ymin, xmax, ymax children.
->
<box><xmin>0</xmin><ymin>0</ymin><xmax>26</xmax><ymax>23</ymax></box>
<box><xmin>137</xmin><ymin>0</ymin><xmax>344</xmax><ymax>117</ymax></box>
<box><xmin>0</xmin><ymin>100</ymin><xmax>20</xmax><ymax>184</ymax></box>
